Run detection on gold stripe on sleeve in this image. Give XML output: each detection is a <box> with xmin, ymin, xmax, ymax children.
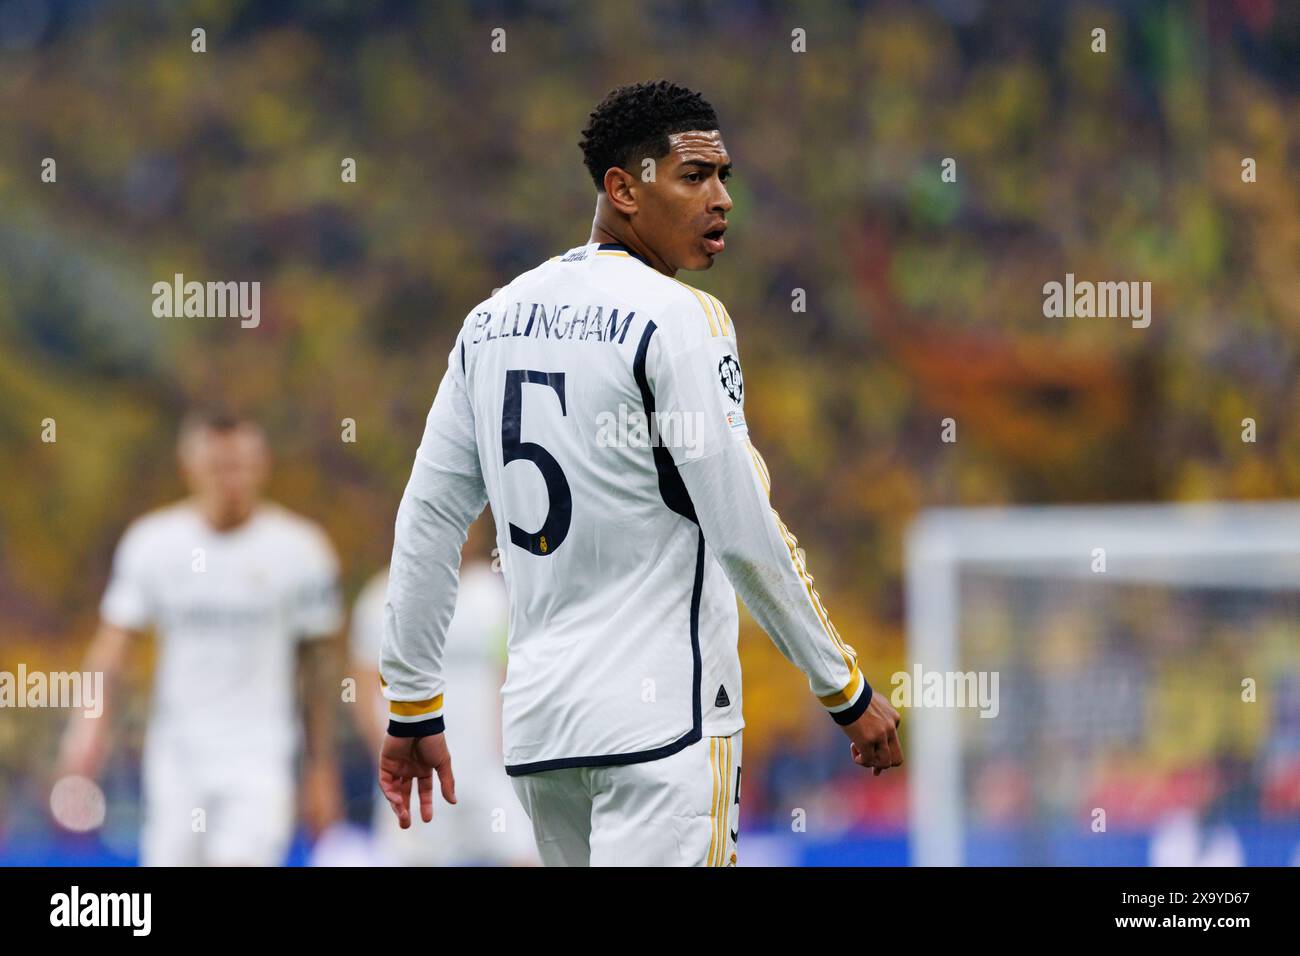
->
<box><xmin>389</xmin><ymin>694</ymin><xmax>444</xmax><ymax>717</ymax></box>
<box><xmin>774</xmin><ymin>513</ymin><xmax>859</xmax><ymax>670</ymax></box>
<box><xmin>743</xmin><ymin>441</ymin><xmax>860</xmax><ymax>691</ymax></box>
<box><xmin>746</xmin><ymin>441</ymin><xmax>771</xmax><ymax>496</ymax></box>
<box><xmin>672</xmin><ymin>278</ymin><xmax>720</xmax><ymax>337</ymax></box>
<box><xmin>817</xmin><ymin>664</ymin><xmax>864</xmax><ymax>709</ymax></box>
<box><xmin>705</xmin><ymin>292</ymin><xmax>731</xmax><ymax>337</ymax></box>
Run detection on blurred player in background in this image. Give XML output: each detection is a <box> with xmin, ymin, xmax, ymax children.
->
<box><xmin>378</xmin><ymin>80</ymin><xmax>902</xmax><ymax>866</ymax></box>
<box><xmin>347</xmin><ymin>520</ymin><xmax>537</xmax><ymax>866</ymax></box>
<box><xmin>56</xmin><ymin>410</ymin><xmax>344</xmax><ymax>866</ymax></box>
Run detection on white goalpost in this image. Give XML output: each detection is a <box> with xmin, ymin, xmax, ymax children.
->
<box><xmin>905</xmin><ymin>502</ymin><xmax>1300</xmax><ymax>866</ymax></box>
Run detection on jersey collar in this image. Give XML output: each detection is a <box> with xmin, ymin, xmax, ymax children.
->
<box><xmin>595</xmin><ymin>242</ymin><xmax>652</xmax><ymax>268</ymax></box>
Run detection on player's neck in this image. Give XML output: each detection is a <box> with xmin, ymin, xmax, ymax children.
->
<box><xmin>191</xmin><ymin>498</ymin><xmax>260</xmax><ymax>533</ymax></box>
<box><xmin>589</xmin><ymin>205</ymin><xmax>674</xmax><ymax>277</ymax></box>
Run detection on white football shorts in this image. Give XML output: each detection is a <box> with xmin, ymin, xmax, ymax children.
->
<box><xmin>139</xmin><ymin>741</ymin><xmax>295</xmax><ymax>867</ymax></box>
<box><xmin>509</xmin><ymin>731</ymin><xmax>742</xmax><ymax>867</ymax></box>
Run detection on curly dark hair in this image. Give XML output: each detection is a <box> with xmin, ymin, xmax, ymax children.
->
<box><xmin>579</xmin><ymin>80</ymin><xmax>719</xmax><ymax>191</ymax></box>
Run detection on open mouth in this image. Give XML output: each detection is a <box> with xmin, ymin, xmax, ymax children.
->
<box><xmin>702</xmin><ymin>229</ymin><xmax>726</xmax><ymax>253</ymax></box>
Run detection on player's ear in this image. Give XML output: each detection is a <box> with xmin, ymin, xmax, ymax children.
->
<box><xmin>602</xmin><ymin>166</ymin><xmax>639</xmax><ymax>215</ymax></box>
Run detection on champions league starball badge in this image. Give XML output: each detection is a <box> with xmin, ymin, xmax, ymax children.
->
<box><xmin>718</xmin><ymin>354</ymin><xmax>743</xmax><ymax>404</ymax></box>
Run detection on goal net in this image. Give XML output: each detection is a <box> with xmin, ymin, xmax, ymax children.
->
<box><xmin>905</xmin><ymin>503</ymin><xmax>1300</xmax><ymax>866</ymax></box>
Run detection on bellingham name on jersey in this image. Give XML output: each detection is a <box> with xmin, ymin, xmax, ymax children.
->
<box><xmin>469</xmin><ymin>300</ymin><xmax>638</xmax><ymax>347</ymax></box>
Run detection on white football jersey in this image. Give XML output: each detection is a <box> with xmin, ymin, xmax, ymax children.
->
<box><xmin>382</xmin><ymin>241</ymin><xmax>870</xmax><ymax>774</ymax></box>
<box><xmin>100</xmin><ymin>501</ymin><xmax>342</xmax><ymax>765</ymax></box>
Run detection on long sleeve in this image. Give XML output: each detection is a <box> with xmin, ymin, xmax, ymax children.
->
<box><xmin>648</xmin><ymin>317</ymin><xmax>872</xmax><ymax>726</ymax></box>
<box><xmin>380</xmin><ymin>334</ymin><xmax>488</xmax><ymax>737</ymax></box>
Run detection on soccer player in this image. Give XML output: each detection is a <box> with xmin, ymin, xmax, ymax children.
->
<box><xmin>347</xmin><ymin>527</ymin><xmax>537</xmax><ymax>865</ymax></box>
<box><xmin>379</xmin><ymin>80</ymin><xmax>902</xmax><ymax>866</ymax></box>
<box><xmin>56</xmin><ymin>411</ymin><xmax>344</xmax><ymax>866</ymax></box>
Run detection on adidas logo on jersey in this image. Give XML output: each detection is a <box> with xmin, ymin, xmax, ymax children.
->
<box><xmin>714</xmin><ymin>684</ymin><xmax>730</xmax><ymax>707</ymax></box>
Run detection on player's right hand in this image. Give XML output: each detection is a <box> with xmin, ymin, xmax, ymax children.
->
<box><xmin>379</xmin><ymin>733</ymin><xmax>456</xmax><ymax>828</ymax></box>
<box><xmin>840</xmin><ymin>692</ymin><xmax>903</xmax><ymax>777</ymax></box>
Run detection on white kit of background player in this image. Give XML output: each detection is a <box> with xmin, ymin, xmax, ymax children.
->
<box><xmin>98</xmin><ymin>503</ymin><xmax>341</xmax><ymax>865</ymax></box>
<box><xmin>381</xmin><ymin>241</ymin><xmax>871</xmax><ymax>866</ymax></box>
<box><xmin>351</xmin><ymin>564</ymin><xmax>537</xmax><ymax>865</ymax></box>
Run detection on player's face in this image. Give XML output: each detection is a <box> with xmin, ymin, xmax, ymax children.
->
<box><xmin>180</xmin><ymin>426</ymin><xmax>269</xmax><ymax>523</ymax></box>
<box><xmin>640</xmin><ymin>130</ymin><xmax>732</xmax><ymax>271</ymax></box>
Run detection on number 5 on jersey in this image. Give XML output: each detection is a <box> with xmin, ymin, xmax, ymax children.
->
<box><xmin>502</xmin><ymin>369</ymin><xmax>572</xmax><ymax>556</ymax></box>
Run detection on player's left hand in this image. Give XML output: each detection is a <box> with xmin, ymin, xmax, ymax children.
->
<box><xmin>379</xmin><ymin>733</ymin><xmax>456</xmax><ymax>828</ymax></box>
<box><xmin>841</xmin><ymin>691</ymin><xmax>903</xmax><ymax>777</ymax></box>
